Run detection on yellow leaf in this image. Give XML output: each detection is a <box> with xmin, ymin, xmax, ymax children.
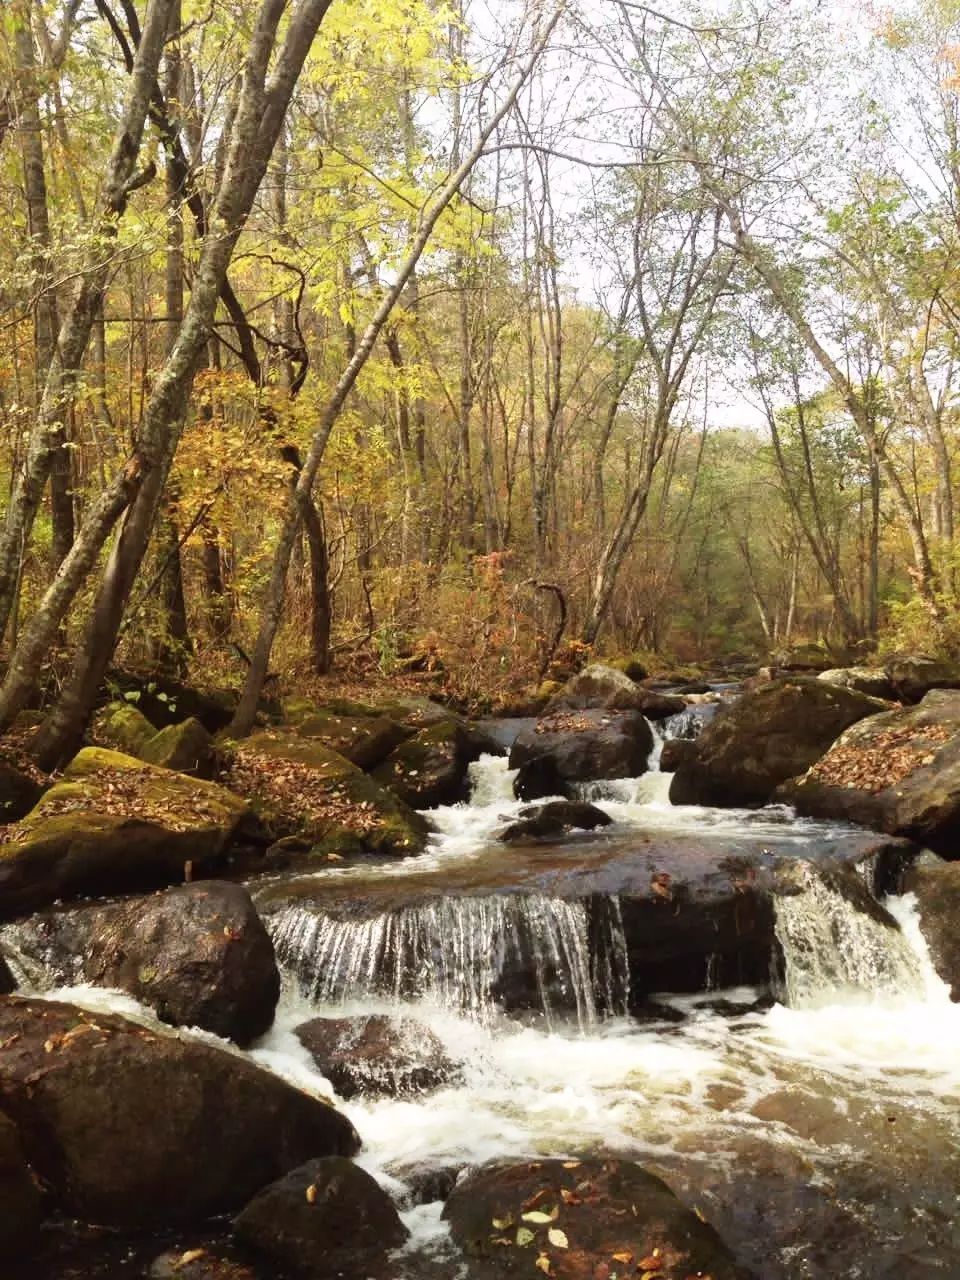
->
<box><xmin>547</xmin><ymin>1228</ymin><xmax>568</xmax><ymax>1249</ymax></box>
<box><xmin>305</xmin><ymin>1184</ymin><xmax>318</xmax><ymax>1204</ymax></box>
<box><xmin>535</xmin><ymin>1255</ymin><xmax>552</xmax><ymax>1275</ymax></box>
<box><xmin>522</xmin><ymin>1208</ymin><xmax>558</xmax><ymax>1224</ymax></box>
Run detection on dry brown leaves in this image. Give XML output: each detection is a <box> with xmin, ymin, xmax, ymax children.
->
<box><xmin>226</xmin><ymin>749</ymin><xmax>384</xmax><ymax>835</ymax></box>
<box><xmin>809</xmin><ymin>724</ymin><xmax>953</xmax><ymax>794</ymax></box>
<box><xmin>536</xmin><ymin>713</ymin><xmax>605</xmax><ymax>736</ymax></box>
<box><xmin>1</xmin><ymin>765</ymin><xmax>228</xmax><ymax>844</ymax></box>
<box><xmin>0</xmin><ymin>729</ymin><xmax>49</xmax><ymax>785</ymax></box>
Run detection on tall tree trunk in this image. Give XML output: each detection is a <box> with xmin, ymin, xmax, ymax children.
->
<box><xmin>16</xmin><ymin>0</ymin><xmax>336</xmax><ymax>763</ymax></box>
<box><xmin>0</xmin><ymin>0</ymin><xmax>172</xmax><ymax>646</ymax></box>
<box><xmin>229</xmin><ymin>5</ymin><xmax>566</xmax><ymax>736</ymax></box>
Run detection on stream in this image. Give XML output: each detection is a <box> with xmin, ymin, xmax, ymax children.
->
<box><xmin>6</xmin><ymin>716</ymin><xmax>960</xmax><ymax>1278</ymax></box>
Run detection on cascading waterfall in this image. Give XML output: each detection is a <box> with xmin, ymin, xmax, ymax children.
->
<box><xmin>773</xmin><ymin>862</ymin><xmax>927</xmax><ymax>1006</ymax></box>
<box><xmin>267</xmin><ymin>891</ymin><xmax>631</xmax><ymax>1029</ymax></box>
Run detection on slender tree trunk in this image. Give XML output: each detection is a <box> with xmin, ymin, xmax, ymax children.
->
<box><xmin>229</xmin><ymin>5</ymin><xmax>565</xmax><ymax>736</ymax></box>
<box><xmin>18</xmin><ymin>0</ymin><xmax>336</xmax><ymax>762</ymax></box>
<box><xmin>0</xmin><ymin>0</ymin><xmax>173</xmax><ymax>645</ymax></box>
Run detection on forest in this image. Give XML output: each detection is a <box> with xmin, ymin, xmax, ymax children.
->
<box><xmin>2</xmin><ymin>0</ymin><xmax>959</xmax><ymax>750</ymax></box>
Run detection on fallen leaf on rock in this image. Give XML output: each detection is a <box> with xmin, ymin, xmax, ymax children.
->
<box><xmin>516</xmin><ymin>1226</ymin><xmax>536</xmax><ymax>1247</ymax></box>
<box><xmin>523</xmin><ymin>1208</ymin><xmax>558</xmax><ymax>1224</ymax></box>
<box><xmin>305</xmin><ymin>1183</ymin><xmax>318</xmax><ymax>1204</ymax></box>
<box><xmin>535</xmin><ymin>1254</ymin><xmax>552</xmax><ymax>1275</ymax></box>
<box><xmin>547</xmin><ymin>1228</ymin><xmax>569</xmax><ymax>1248</ymax></box>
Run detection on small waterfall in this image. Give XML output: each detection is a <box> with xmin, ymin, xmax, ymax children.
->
<box><xmin>268</xmin><ymin>892</ymin><xmax>631</xmax><ymax>1029</ymax></box>
<box><xmin>774</xmin><ymin>863</ymin><xmax>926</xmax><ymax>1006</ymax></box>
<box><xmin>467</xmin><ymin>753</ymin><xmax>516</xmax><ymax>806</ymax></box>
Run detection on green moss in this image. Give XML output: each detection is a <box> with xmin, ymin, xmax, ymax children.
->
<box><xmin>93</xmin><ymin>703</ymin><xmax>156</xmax><ymax>757</ymax></box>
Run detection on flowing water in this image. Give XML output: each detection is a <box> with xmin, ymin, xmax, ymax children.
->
<box><xmin>6</xmin><ymin>737</ymin><xmax>960</xmax><ymax>1278</ymax></box>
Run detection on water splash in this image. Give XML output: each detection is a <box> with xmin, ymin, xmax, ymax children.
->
<box><xmin>268</xmin><ymin>892</ymin><xmax>630</xmax><ymax>1030</ymax></box>
<box><xmin>774</xmin><ymin>863</ymin><xmax>926</xmax><ymax>1007</ymax></box>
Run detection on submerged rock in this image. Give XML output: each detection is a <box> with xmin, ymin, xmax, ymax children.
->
<box><xmin>443</xmin><ymin>1157</ymin><xmax>754</xmax><ymax>1279</ymax></box>
<box><xmin>510</xmin><ymin>709</ymin><xmax>653</xmax><ymax>801</ymax></box>
<box><xmin>670</xmin><ymin>677</ymin><xmax>886</xmax><ymax>808</ymax></box>
<box><xmin>0</xmin><ymin>996</ymin><xmax>359</xmax><ymax>1228</ymax></box>
<box><xmin>500</xmin><ymin>801</ymin><xmax>613</xmax><ymax>842</ymax></box>
<box><xmin>234</xmin><ymin>1156</ymin><xmax>408</xmax><ymax>1277</ymax></box>
<box><xmin>784</xmin><ymin>690</ymin><xmax>960</xmax><ymax>855</ymax></box>
<box><xmin>227</xmin><ymin>731</ymin><xmax>429</xmax><ymax>857</ymax></box>
<box><xmin>0</xmin><ymin>748</ymin><xmax>251</xmax><ymax>918</ymax></box>
<box><xmin>294</xmin><ymin>1013</ymin><xmax>459</xmax><ymax>1098</ymax></box>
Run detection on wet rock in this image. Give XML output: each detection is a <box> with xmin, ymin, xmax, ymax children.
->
<box><xmin>397</xmin><ymin>1164</ymin><xmax>464</xmax><ymax>1205</ymax></box>
<box><xmin>294</xmin><ymin>1013</ymin><xmax>458</xmax><ymax>1098</ymax></box>
<box><xmin>500</xmin><ymin>801</ymin><xmax>613</xmax><ymax>842</ymax></box>
<box><xmin>783</xmin><ymin>690</ymin><xmax>960</xmax><ymax>856</ymax></box>
<box><xmin>0</xmin><ymin>748</ymin><xmax>252</xmax><ymax>919</ymax></box>
<box><xmin>510</xmin><ymin>710</ymin><xmax>653</xmax><ymax>801</ymax></box>
<box><xmin>670</xmin><ymin>677</ymin><xmax>886</xmax><ymax>808</ymax></box>
<box><xmin>78</xmin><ymin>881</ymin><xmax>279</xmax><ymax>1045</ymax></box>
<box><xmin>818</xmin><ymin>666</ymin><xmax>897</xmax><ymax>701</ymax></box>
<box><xmin>659</xmin><ymin>738</ymin><xmax>697</xmax><ymax>774</ymax></box>
<box><xmin>0</xmin><ymin>1110</ymin><xmax>42</xmax><ymax>1254</ymax></box>
<box><xmin>0</xmin><ymin>954</ymin><xmax>14</xmax><ymax>993</ymax></box>
<box><xmin>150</xmin><ymin>1248</ymin><xmax>259</xmax><ymax>1280</ymax></box>
<box><xmin>234</xmin><ymin>1156</ymin><xmax>408</xmax><ymax>1276</ymax></box>
<box><xmin>0</xmin><ymin>996</ymin><xmax>359</xmax><ymax>1228</ymax></box>
<box><xmin>373</xmin><ymin>719</ymin><xmax>498</xmax><ymax>808</ymax></box>
<box><xmin>637</xmin><ymin>691</ymin><xmax>687</xmax><ymax>719</ymax></box>
<box><xmin>141</xmin><ymin>716</ymin><xmax>219</xmax><ymax>779</ymax></box>
<box><xmin>230</xmin><ymin>731</ymin><xmax>429</xmax><ymax>857</ymax></box>
<box><xmin>443</xmin><ymin>1157</ymin><xmax>754</xmax><ymax>1279</ymax></box>
<box><xmin>887</xmin><ymin>653</ymin><xmax>960</xmax><ymax>703</ymax></box>
<box><xmin>902</xmin><ymin>857</ymin><xmax>960</xmax><ymax>998</ymax></box>
<box><xmin>293</xmin><ymin>710</ymin><xmax>410</xmax><ymax>770</ymax></box>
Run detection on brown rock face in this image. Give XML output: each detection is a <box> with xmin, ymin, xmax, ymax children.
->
<box><xmin>670</xmin><ymin>677</ymin><xmax>887</xmax><ymax>808</ymax></box>
<box><xmin>442</xmin><ymin>1158</ymin><xmax>754</xmax><ymax>1279</ymax></box>
<box><xmin>234</xmin><ymin>1156</ymin><xmax>408</xmax><ymax>1276</ymax></box>
<box><xmin>295</xmin><ymin>1013</ymin><xmax>459</xmax><ymax>1098</ymax></box>
<box><xmin>785</xmin><ymin>690</ymin><xmax>960</xmax><ymax>855</ymax></box>
<box><xmin>0</xmin><ymin>996</ymin><xmax>359</xmax><ymax>1228</ymax></box>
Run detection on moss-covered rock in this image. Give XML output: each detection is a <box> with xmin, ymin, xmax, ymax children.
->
<box><xmin>0</xmin><ymin>748</ymin><xmax>251</xmax><ymax>918</ymax></box>
<box><xmin>293</xmin><ymin>711</ymin><xmax>410</xmax><ymax>770</ymax></box>
<box><xmin>228</xmin><ymin>732</ymin><xmax>429</xmax><ymax>857</ymax></box>
<box><xmin>140</xmin><ymin>716</ymin><xmax>218</xmax><ymax>778</ymax></box>
<box><xmin>93</xmin><ymin>701</ymin><xmax>157</xmax><ymax>756</ymax></box>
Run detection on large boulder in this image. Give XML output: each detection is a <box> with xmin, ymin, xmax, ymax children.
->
<box><xmin>510</xmin><ymin>710</ymin><xmax>654</xmax><ymax>801</ymax></box>
<box><xmin>0</xmin><ymin>1110</ymin><xmax>41</xmax><ymax>1254</ymax></box>
<box><xmin>903</xmin><ymin>856</ymin><xmax>960</xmax><ymax>998</ymax></box>
<box><xmin>2</xmin><ymin>883</ymin><xmax>280</xmax><ymax>1044</ymax></box>
<box><xmin>71</xmin><ymin>882</ymin><xmax>276</xmax><ymax>1045</ymax></box>
<box><xmin>887</xmin><ymin>654</ymin><xmax>960</xmax><ymax>703</ymax></box>
<box><xmin>817</xmin><ymin>667</ymin><xmax>897</xmax><ymax>701</ymax></box>
<box><xmin>292</xmin><ymin>710</ymin><xmax>410</xmax><ymax>770</ymax></box>
<box><xmin>669</xmin><ymin>678</ymin><xmax>887</xmax><ymax>808</ymax></box>
<box><xmin>443</xmin><ymin>1158</ymin><xmax>754</xmax><ymax>1280</ymax></box>
<box><xmin>0</xmin><ymin>748</ymin><xmax>252</xmax><ymax>919</ymax></box>
<box><xmin>234</xmin><ymin>1156</ymin><xmax>408</xmax><ymax>1276</ymax></box>
<box><xmin>294</xmin><ymin>1014</ymin><xmax>459</xmax><ymax>1099</ymax></box>
<box><xmin>0</xmin><ymin>996</ymin><xmax>359</xmax><ymax>1228</ymax></box>
<box><xmin>105</xmin><ymin>671</ymin><xmax>238</xmax><ymax>732</ymax></box>
<box><xmin>373</xmin><ymin>719</ymin><xmax>498</xmax><ymax>809</ymax></box>
<box><xmin>227</xmin><ymin>732</ymin><xmax>429</xmax><ymax>857</ymax></box>
<box><xmin>548</xmin><ymin>663</ymin><xmax>647</xmax><ymax>711</ymax></box>
<box><xmin>784</xmin><ymin>691</ymin><xmax>960</xmax><ymax>855</ymax></box>
<box><xmin>93</xmin><ymin>701</ymin><xmax>157</xmax><ymax>756</ymax></box>
<box><xmin>140</xmin><ymin>717</ymin><xmax>219</xmax><ymax>779</ymax></box>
